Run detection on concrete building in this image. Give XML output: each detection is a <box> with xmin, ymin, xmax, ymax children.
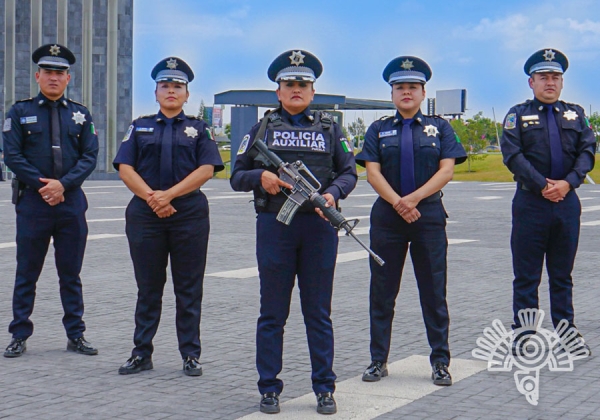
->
<box><xmin>1</xmin><ymin>0</ymin><xmax>133</xmax><ymax>178</ymax></box>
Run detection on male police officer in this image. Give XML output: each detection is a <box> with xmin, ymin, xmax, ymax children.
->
<box><xmin>2</xmin><ymin>44</ymin><xmax>99</xmax><ymax>357</ymax></box>
<box><xmin>501</xmin><ymin>48</ymin><xmax>595</xmax><ymax>355</ymax></box>
<box><xmin>231</xmin><ymin>50</ymin><xmax>357</xmax><ymax>415</ymax></box>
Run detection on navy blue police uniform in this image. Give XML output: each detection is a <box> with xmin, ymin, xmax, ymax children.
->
<box><xmin>2</xmin><ymin>44</ymin><xmax>99</xmax><ymax>357</ymax></box>
<box><xmin>355</xmin><ymin>56</ymin><xmax>466</xmax><ymax>384</ymax></box>
<box><xmin>230</xmin><ymin>50</ymin><xmax>357</xmax><ymax>414</ymax></box>
<box><xmin>501</xmin><ymin>49</ymin><xmax>595</xmax><ymax>351</ymax></box>
<box><xmin>113</xmin><ymin>57</ymin><xmax>224</xmax><ymax>373</ymax></box>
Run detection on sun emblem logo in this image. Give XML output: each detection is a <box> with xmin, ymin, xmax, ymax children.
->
<box><xmin>543</xmin><ymin>49</ymin><xmax>556</xmax><ymax>62</ymax></box>
<box><xmin>289</xmin><ymin>51</ymin><xmax>305</xmax><ymax>66</ymax></box>
<box><xmin>166</xmin><ymin>58</ymin><xmax>178</xmax><ymax>69</ymax></box>
<box><xmin>401</xmin><ymin>59</ymin><xmax>414</xmax><ymax>70</ymax></box>
<box><xmin>49</xmin><ymin>44</ymin><xmax>61</xmax><ymax>56</ymax></box>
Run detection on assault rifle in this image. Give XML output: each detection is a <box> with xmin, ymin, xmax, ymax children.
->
<box><xmin>251</xmin><ymin>138</ymin><xmax>385</xmax><ymax>266</ymax></box>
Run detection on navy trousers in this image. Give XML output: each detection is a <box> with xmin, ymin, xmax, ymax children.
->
<box><xmin>368</xmin><ymin>198</ymin><xmax>450</xmax><ymax>365</ymax></box>
<box><xmin>511</xmin><ymin>188</ymin><xmax>581</xmax><ymax>329</ymax></box>
<box><xmin>256</xmin><ymin>211</ymin><xmax>338</xmax><ymax>395</ymax></box>
<box><xmin>9</xmin><ymin>188</ymin><xmax>88</xmax><ymax>340</ymax></box>
<box><xmin>125</xmin><ymin>193</ymin><xmax>209</xmax><ymax>359</ymax></box>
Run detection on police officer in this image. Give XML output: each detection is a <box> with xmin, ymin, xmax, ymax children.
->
<box><xmin>230</xmin><ymin>50</ymin><xmax>357</xmax><ymax>415</ymax></box>
<box><xmin>113</xmin><ymin>57</ymin><xmax>223</xmax><ymax>376</ymax></box>
<box><xmin>501</xmin><ymin>49</ymin><xmax>595</xmax><ymax>355</ymax></box>
<box><xmin>2</xmin><ymin>44</ymin><xmax>99</xmax><ymax>357</ymax></box>
<box><xmin>356</xmin><ymin>56</ymin><xmax>466</xmax><ymax>386</ymax></box>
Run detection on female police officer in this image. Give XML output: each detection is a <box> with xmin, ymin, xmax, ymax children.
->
<box><xmin>230</xmin><ymin>50</ymin><xmax>357</xmax><ymax>415</ymax></box>
<box><xmin>356</xmin><ymin>56</ymin><xmax>466</xmax><ymax>386</ymax></box>
<box><xmin>113</xmin><ymin>57</ymin><xmax>223</xmax><ymax>376</ymax></box>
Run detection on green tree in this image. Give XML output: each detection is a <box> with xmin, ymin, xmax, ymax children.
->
<box><xmin>347</xmin><ymin>118</ymin><xmax>366</xmax><ymax>149</ymax></box>
<box><xmin>589</xmin><ymin>112</ymin><xmax>600</xmax><ymax>150</ymax></box>
<box><xmin>224</xmin><ymin>123</ymin><xmax>231</xmax><ymax>140</ymax></box>
<box><xmin>450</xmin><ymin>112</ymin><xmax>500</xmax><ymax>172</ymax></box>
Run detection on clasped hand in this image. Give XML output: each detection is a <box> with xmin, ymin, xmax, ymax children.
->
<box><xmin>39</xmin><ymin>178</ymin><xmax>65</xmax><ymax>206</ymax></box>
<box><xmin>147</xmin><ymin>190</ymin><xmax>177</xmax><ymax>218</ymax></box>
<box><xmin>542</xmin><ymin>179</ymin><xmax>570</xmax><ymax>203</ymax></box>
<box><xmin>393</xmin><ymin>194</ymin><xmax>421</xmax><ymax>224</ymax></box>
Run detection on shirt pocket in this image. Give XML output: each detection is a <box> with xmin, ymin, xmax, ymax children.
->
<box><xmin>22</xmin><ymin>123</ymin><xmax>50</xmax><ymax>156</ymax></box>
<box><xmin>419</xmin><ymin>135</ymin><xmax>441</xmax><ymax>167</ymax></box>
<box><xmin>379</xmin><ymin>137</ymin><xmax>399</xmax><ymax>164</ymax></box>
<box><xmin>560</xmin><ymin>120</ymin><xmax>583</xmax><ymax>153</ymax></box>
<box><xmin>520</xmin><ymin>123</ymin><xmax>544</xmax><ymax>150</ymax></box>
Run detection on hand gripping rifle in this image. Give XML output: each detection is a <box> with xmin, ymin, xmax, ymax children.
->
<box><xmin>251</xmin><ymin>136</ymin><xmax>385</xmax><ymax>266</ymax></box>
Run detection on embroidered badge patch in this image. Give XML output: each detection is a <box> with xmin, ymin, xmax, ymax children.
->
<box><xmin>3</xmin><ymin>118</ymin><xmax>11</xmax><ymax>132</ymax></box>
<box><xmin>72</xmin><ymin>111</ymin><xmax>86</xmax><ymax>125</ymax></box>
<box><xmin>123</xmin><ymin>125</ymin><xmax>134</xmax><ymax>141</ymax></box>
<box><xmin>504</xmin><ymin>113</ymin><xmax>517</xmax><ymax>129</ymax></box>
<box><xmin>563</xmin><ymin>110</ymin><xmax>577</xmax><ymax>121</ymax></box>
<box><xmin>238</xmin><ymin>135</ymin><xmax>250</xmax><ymax>155</ymax></box>
<box><xmin>20</xmin><ymin>116</ymin><xmax>37</xmax><ymax>124</ymax></box>
<box><xmin>184</xmin><ymin>126</ymin><xmax>198</xmax><ymax>138</ymax></box>
<box><xmin>340</xmin><ymin>137</ymin><xmax>353</xmax><ymax>153</ymax></box>
<box><xmin>423</xmin><ymin>125</ymin><xmax>439</xmax><ymax>137</ymax></box>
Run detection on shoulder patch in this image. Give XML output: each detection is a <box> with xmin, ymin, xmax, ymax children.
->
<box><xmin>205</xmin><ymin>127</ymin><xmax>214</xmax><ymax>141</ymax></box>
<box><xmin>504</xmin><ymin>113</ymin><xmax>517</xmax><ymax>129</ymax></box>
<box><xmin>123</xmin><ymin>125</ymin><xmax>134</xmax><ymax>142</ymax></box>
<box><xmin>16</xmin><ymin>97</ymin><xmax>34</xmax><ymax>103</ymax></box>
<box><xmin>454</xmin><ymin>133</ymin><xmax>461</xmax><ymax>143</ymax></box>
<box><xmin>3</xmin><ymin>118</ymin><xmax>12</xmax><ymax>132</ymax></box>
<box><xmin>378</xmin><ymin>115</ymin><xmax>394</xmax><ymax>121</ymax></box>
<box><xmin>340</xmin><ymin>136</ymin><xmax>353</xmax><ymax>153</ymax></box>
<box><xmin>238</xmin><ymin>135</ymin><xmax>250</xmax><ymax>155</ymax></box>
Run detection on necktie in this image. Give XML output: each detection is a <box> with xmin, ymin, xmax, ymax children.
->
<box><xmin>50</xmin><ymin>101</ymin><xmax>63</xmax><ymax>178</ymax></box>
<box><xmin>546</xmin><ymin>105</ymin><xmax>563</xmax><ymax>179</ymax></box>
<box><xmin>159</xmin><ymin>119</ymin><xmax>174</xmax><ymax>190</ymax></box>
<box><xmin>400</xmin><ymin>118</ymin><xmax>415</xmax><ymax>196</ymax></box>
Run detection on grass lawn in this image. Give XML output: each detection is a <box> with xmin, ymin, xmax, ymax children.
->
<box><xmin>214</xmin><ymin>150</ymin><xmax>600</xmax><ymax>185</ymax></box>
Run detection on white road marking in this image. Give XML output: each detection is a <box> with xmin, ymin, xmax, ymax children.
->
<box><xmin>339</xmin><ymin>227</ymin><xmax>369</xmax><ymax>236</ymax></box>
<box><xmin>475</xmin><ymin>196</ymin><xmax>502</xmax><ymax>200</ymax></box>
<box><xmin>236</xmin><ymin>355</ymin><xmax>486</xmax><ymax>420</ymax></box>
<box><xmin>582</xmin><ymin>205</ymin><xmax>600</xmax><ymax>213</ymax></box>
<box><xmin>95</xmin><ymin>206</ymin><xmax>127</xmax><ymax>209</ymax></box>
<box><xmin>0</xmin><ymin>233</ymin><xmax>124</xmax><ymax>249</ymax></box>
<box><xmin>87</xmin><ymin>218</ymin><xmax>125</xmax><ymax>223</ymax></box>
<box><xmin>581</xmin><ymin>220</ymin><xmax>600</xmax><ymax>226</ymax></box>
<box><xmin>208</xmin><ymin>194</ymin><xmax>254</xmax><ymax>200</ymax></box>
<box><xmin>347</xmin><ymin>193</ymin><xmax>378</xmax><ymax>198</ymax></box>
<box><xmin>580</xmin><ymin>197</ymin><xmax>597</xmax><ymax>200</ymax></box>
<box><xmin>207</xmin><ymin>240</ymin><xmax>478</xmax><ymax>279</ymax></box>
<box><xmin>83</xmin><ymin>185</ymin><xmax>127</xmax><ymax>189</ymax></box>
<box><xmin>83</xmin><ymin>192</ymin><xmax>113</xmax><ymax>195</ymax></box>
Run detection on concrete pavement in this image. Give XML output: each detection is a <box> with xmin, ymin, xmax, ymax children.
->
<box><xmin>0</xmin><ymin>179</ymin><xmax>599</xmax><ymax>419</ymax></box>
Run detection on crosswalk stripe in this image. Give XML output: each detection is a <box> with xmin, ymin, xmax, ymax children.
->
<box><xmin>236</xmin><ymin>355</ymin><xmax>486</xmax><ymax>420</ymax></box>
<box><xmin>0</xmin><ymin>233</ymin><xmax>124</xmax><ymax>249</ymax></box>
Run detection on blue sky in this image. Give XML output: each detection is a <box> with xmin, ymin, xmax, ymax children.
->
<box><xmin>132</xmin><ymin>0</ymin><xmax>600</xmax><ymax>127</ymax></box>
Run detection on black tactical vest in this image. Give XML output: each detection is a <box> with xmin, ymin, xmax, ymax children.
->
<box><xmin>253</xmin><ymin>110</ymin><xmax>335</xmax><ymax>213</ymax></box>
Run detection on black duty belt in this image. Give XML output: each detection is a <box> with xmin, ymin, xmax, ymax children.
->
<box><xmin>421</xmin><ymin>191</ymin><xmax>442</xmax><ymax>204</ymax></box>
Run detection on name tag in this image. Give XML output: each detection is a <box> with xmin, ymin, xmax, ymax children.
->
<box><xmin>521</xmin><ymin>115</ymin><xmax>539</xmax><ymax>122</ymax></box>
<box><xmin>136</xmin><ymin>127</ymin><xmax>154</xmax><ymax>133</ymax></box>
<box><xmin>378</xmin><ymin>130</ymin><xmax>397</xmax><ymax>138</ymax></box>
<box><xmin>20</xmin><ymin>116</ymin><xmax>38</xmax><ymax>124</ymax></box>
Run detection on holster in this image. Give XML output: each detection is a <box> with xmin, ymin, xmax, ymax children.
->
<box><xmin>11</xmin><ymin>178</ymin><xmax>25</xmax><ymax>205</ymax></box>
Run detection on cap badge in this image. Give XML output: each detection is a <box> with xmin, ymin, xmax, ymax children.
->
<box><xmin>543</xmin><ymin>49</ymin><xmax>556</xmax><ymax>62</ymax></box>
<box><xmin>563</xmin><ymin>110</ymin><xmax>578</xmax><ymax>121</ymax></box>
<box><xmin>401</xmin><ymin>59</ymin><xmax>414</xmax><ymax>70</ymax></box>
<box><xmin>289</xmin><ymin>50</ymin><xmax>305</xmax><ymax>66</ymax></box>
<box><xmin>166</xmin><ymin>58</ymin><xmax>178</xmax><ymax>69</ymax></box>
<box><xmin>423</xmin><ymin>124</ymin><xmax>439</xmax><ymax>137</ymax></box>
<box><xmin>72</xmin><ymin>111</ymin><xmax>86</xmax><ymax>125</ymax></box>
<box><xmin>184</xmin><ymin>126</ymin><xmax>198</xmax><ymax>138</ymax></box>
<box><xmin>49</xmin><ymin>44</ymin><xmax>61</xmax><ymax>56</ymax></box>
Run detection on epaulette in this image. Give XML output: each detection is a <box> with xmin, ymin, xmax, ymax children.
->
<box><xmin>563</xmin><ymin>101</ymin><xmax>583</xmax><ymax>111</ymax></box>
<box><xmin>320</xmin><ymin>111</ymin><xmax>332</xmax><ymax>120</ymax></box>
<box><xmin>16</xmin><ymin>97</ymin><xmax>34</xmax><ymax>103</ymax></box>
<box><xmin>67</xmin><ymin>98</ymin><xmax>85</xmax><ymax>107</ymax></box>
<box><xmin>186</xmin><ymin>114</ymin><xmax>200</xmax><ymax>120</ymax></box>
<box><xmin>137</xmin><ymin>114</ymin><xmax>157</xmax><ymax>119</ymax></box>
<box><xmin>378</xmin><ymin>115</ymin><xmax>394</xmax><ymax>121</ymax></box>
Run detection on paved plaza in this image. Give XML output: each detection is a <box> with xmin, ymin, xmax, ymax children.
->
<box><xmin>0</xmin><ymin>179</ymin><xmax>599</xmax><ymax>419</ymax></box>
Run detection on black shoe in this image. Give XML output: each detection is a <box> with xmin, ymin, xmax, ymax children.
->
<box><xmin>118</xmin><ymin>355</ymin><xmax>153</xmax><ymax>375</ymax></box>
<box><xmin>260</xmin><ymin>392</ymin><xmax>280</xmax><ymax>414</ymax></box>
<box><xmin>431</xmin><ymin>362</ymin><xmax>452</xmax><ymax>386</ymax></box>
<box><xmin>562</xmin><ymin>333</ymin><xmax>592</xmax><ymax>356</ymax></box>
<box><xmin>67</xmin><ymin>336</ymin><xmax>98</xmax><ymax>355</ymax></box>
<box><xmin>316</xmin><ymin>392</ymin><xmax>337</xmax><ymax>415</ymax></box>
<box><xmin>4</xmin><ymin>338</ymin><xmax>27</xmax><ymax>358</ymax></box>
<box><xmin>362</xmin><ymin>360</ymin><xmax>388</xmax><ymax>382</ymax></box>
<box><xmin>183</xmin><ymin>356</ymin><xmax>203</xmax><ymax>376</ymax></box>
